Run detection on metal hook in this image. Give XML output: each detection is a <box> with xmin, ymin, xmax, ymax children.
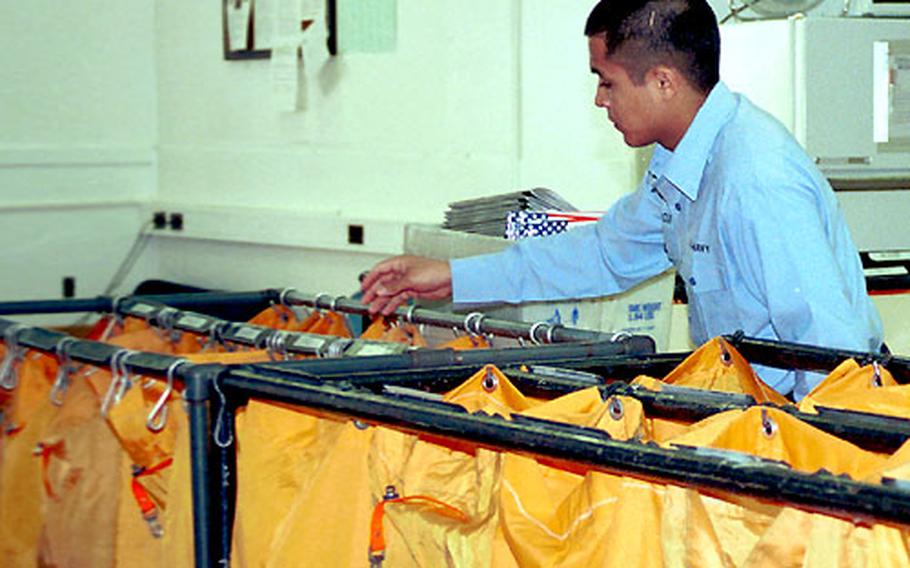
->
<box><xmin>463</xmin><ymin>312</ymin><xmax>485</xmax><ymax>337</ymax></box>
<box><xmin>313</xmin><ymin>292</ymin><xmax>333</xmax><ymax>312</ymax></box>
<box><xmin>207</xmin><ymin>321</ymin><xmax>233</xmax><ymax>352</ymax></box>
<box><xmin>114</xmin><ymin>350</ymin><xmax>137</xmax><ymax>403</ymax></box>
<box><xmin>278</xmin><ymin>287</ymin><xmax>297</xmax><ymax>308</ymax></box>
<box><xmin>212</xmin><ymin>376</ymin><xmax>234</xmax><ymax>449</ymax></box>
<box><xmin>254</xmin><ymin>328</ymin><xmax>271</xmax><ymax>350</ymax></box>
<box><xmin>282</xmin><ymin>287</ymin><xmax>311</xmax><ymax>322</ymax></box>
<box><xmin>100</xmin><ymin>351</ymin><xmax>125</xmax><ymax>417</ymax></box>
<box><xmin>142</xmin><ymin>307</ymin><xmax>164</xmax><ymax>341</ymax></box>
<box><xmin>100</xmin><ymin>349</ymin><xmax>136</xmax><ymax>418</ymax></box>
<box><xmin>110</xmin><ymin>295</ymin><xmax>126</xmax><ymax>316</ymax></box>
<box><xmin>326</xmin><ymin>338</ymin><xmax>349</xmax><ymax>358</ymax></box>
<box><xmin>158</xmin><ymin>307</ymin><xmax>183</xmax><ymax>345</ymax></box>
<box><xmin>265</xmin><ymin>331</ymin><xmax>291</xmax><ymax>362</ymax></box>
<box><xmin>49</xmin><ymin>337</ymin><xmax>78</xmax><ymax>406</ymax></box>
<box><xmin>545</xmin><ymin>324</ymin><xmax>562</xmax><ymax>345</ymax></box>
<box><xmin>146</xmin><ymin>359</ymin><xmax>186</xmax><ymax>433</ymax></box>
<box><xmin>872</xmin><ymin>361</ymin><xmax>883</xmax><ymax>387</ymax></box>
<box><xmin>610</xmin><ymin>331</ymin><xmax>632</xmax><ymax>343</ymax></box>
<box><xmin>98</xmin><ymin>296</ymin><xmax>127</xmax><ymax>342</ymax></box>
<box><xmin>276</xmin><ymin>331</ymin><xmax>289</xmax><ymax>359</ymax></box>
<box><xmin>528</xmin><ymin>322</ymin><xmax>548</xmax><ymax>346</ymax></box>
<box><xmin>0</xmin><ymin>324</ymin><xmax>28</xmax><ymax>391</ymax></box>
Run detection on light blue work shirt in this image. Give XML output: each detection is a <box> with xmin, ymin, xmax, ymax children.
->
<box><xmin>451</xmin><ymin>82</ymin><xmax>883</xmax><ymax>399</ymax></box>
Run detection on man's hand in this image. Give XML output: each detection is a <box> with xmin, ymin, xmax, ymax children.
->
<box><xmin>361</xmin><ymin>255</ymin><xmax>453</xmax><ymax>315</ymax></box>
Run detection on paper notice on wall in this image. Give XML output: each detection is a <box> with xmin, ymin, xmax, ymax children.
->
<box><xmin>271</xmin><ymin>44</ymin><xmax>300</xmax><ymax>112</ymax></box>
<box><xmin>227</xmin><ymin>0</ymin><xmax>252</xmax><ymax>51</ymax></box>
<box><xmin>890</xmin><ymin>43</ymin><xmax>910</xmax><ymax>142</ymax></box>
<box><xmin>270</xmin><ymin>0</ymin><xmax>304</xmax><ymax>112</ymax></box>
<box><xmin>874</xmin><ymin>41</ymin><xmax>890</xmax><ymax>144</ymax></box>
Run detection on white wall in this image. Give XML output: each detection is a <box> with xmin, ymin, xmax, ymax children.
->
<box><xmin>155</xmin><ymin>1</ymin><xmax>519</xmax><ymax>220</ymax></box>
<box><xmin>151</xmin><ymin>0</ymin><xmax>650</xmax><ymax>295</ymax></box>
<box><xmin>0</xmin><ymin>1</ymin><xmax>158</xmax><ymax>312</ymax></box>
<box><xmin>518</xmin><ymin>1</ymin><xmax>640</xmax><ymax>210</ymax></box>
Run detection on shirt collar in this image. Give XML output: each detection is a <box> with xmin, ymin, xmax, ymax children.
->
<box><xmin>646</xmin><ymin>81</ymin><xmax>737</xmax><ymax>201</ymax></box>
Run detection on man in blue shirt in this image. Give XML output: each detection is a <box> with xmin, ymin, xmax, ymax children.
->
<box><xmin>361</xmin><ymin>0</ymin><xmax>882</xmax><ymax>399</ymax></box>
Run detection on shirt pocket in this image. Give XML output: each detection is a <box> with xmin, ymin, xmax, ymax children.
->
<box><xmin>687</xmin><ymin>259</ymin><xmax>737</xmax><ymax>343</ymax></box>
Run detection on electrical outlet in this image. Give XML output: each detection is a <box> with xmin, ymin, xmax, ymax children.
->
<box><xmin>348</xmin><ymin>224</ymin><xmax>364</xmax><ymax>245</ymax></box>
<box><xmin>62</xmin><ymin>276</ymin><xmax>76</xmax><ymax>298</ymax></box>
<box><xmin>169</xmin><ymin>212</ymin><xmax>184</xmax><ymax>231</ymax></box>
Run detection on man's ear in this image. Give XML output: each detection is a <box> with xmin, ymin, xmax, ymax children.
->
<box><xmin>648</xmin><ymin>65</ymin><xmax>679</xmax><ymax>99</ymax></box>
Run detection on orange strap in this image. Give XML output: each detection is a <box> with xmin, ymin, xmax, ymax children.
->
<box><xmin>369</xmin><ymin>494</ymin><xmax>469</xmax><ymax>558</ymax></box>
<box><xmin>131</xmin><ymin>457</ymin><xmax>174</xmax><ymax>516</ymax></box>
<box><xmin>5</xmin><ymin>422</ymin><xmax>24</xmax><ymax>437</ymax></box>
<box><xmin>86</xmin><ymin>316</ymin><xmax>114</xmax><ymax>341</ymax></box>
<box><xmin>35</xmin><ymin>441</ymin><xmax>64</xmax><ymax>499</ymax></box>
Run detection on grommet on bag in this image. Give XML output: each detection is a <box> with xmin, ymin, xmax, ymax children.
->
<box><xmin>719</xmin><ymin>340</ymin><xmax>733</xmax><ymax>366</ymax></box>
<box><xmin>608</xmin><ymin>397</ymin><xmax>624</xmax><ymax>421</ymax></box>
<box><xmin>482</xmin><ymin>367</ymin><xmax>498</xmax><ymax>392</ymax></box>
<box><xmin>760</xmin><ymin>408</ymin><xmax>778</xmax><ymax>438</ymax></box>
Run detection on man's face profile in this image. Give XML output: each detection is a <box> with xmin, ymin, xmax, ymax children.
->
<box><xmin>588</xmin><ymin>35</ymin><xmax>662</xmax><ymax>148</ymax></box>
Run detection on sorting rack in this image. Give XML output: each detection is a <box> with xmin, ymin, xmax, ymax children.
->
<box><xmin>1</xmin><ymin>291</ymin><xmax>910</xmax><ymax>568</ymax></box>
<box><xmin>0</xmin><ymin>288</ymin><xmax>624</xmax><ymax>346</ymax></box>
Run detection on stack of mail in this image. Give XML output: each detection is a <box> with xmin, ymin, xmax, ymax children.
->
<box><xmin>443</xmin><ymin>188</ymin><xmax>577</xmax><ymax>236</ymax></box>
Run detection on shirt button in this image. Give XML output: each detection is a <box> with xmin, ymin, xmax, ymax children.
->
<box><xmin>688</xmin><ymin>276</ymin><xmax>697</xmax><ymax>286</ymax></box>
<box><xmin>675</xmin><ymin>203</ymin><xmax>682</xmax><ymax>211</ymax></box>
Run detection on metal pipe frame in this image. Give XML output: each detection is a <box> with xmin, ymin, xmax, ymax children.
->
<box><xmin>253</xmin><ymin>335</ymin><xmax>657</xmax><ymax>377</ymax></box>
<box><xmin>0</xmin><ymin>318</ymin><xmax>186</xmax><ymax>375</ymax></box>
<box><xmin>0</xmin><ymin>288</ymin><xmax>625</xmax><ymax>345</ymax></box>
<box><xmin>594</xmin><ymin>381</ymin><xmax>910</xmax><ymax>454</ymax></box>
<box><xmin>115</xmin><ymin>297</ymin><xmax>408</xmax><ymax>358</ymax></box>
<box><xmin>247</xmin><ymin>358</ymin><xmax>910</xmax><ymax>455</ymax></box>
<box><xmin>182</xmin><ymin>365</ymin><xmax>219</xmax><ymax>568</ymax></box>
<box><xmin>223</xmin><ymin>364</ymin><xmax>910</xmax><ymax>527</ymax></box>
<box><xmin>0</xmin><ymin>290</ymin><xmax>281</xmax><ymax>316</ymax></box>
<box><xmin>282</xmin><ymin>290</ymin><xmax>619</xmax><ymax>344</ymax></box>
<box><xmin>726</xmin><ymin>332</ymin><xmax>910</xmax><ymax>380</ymax></box>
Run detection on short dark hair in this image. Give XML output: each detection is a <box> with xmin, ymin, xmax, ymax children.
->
<box><xmin>585</xmin><ymin>0</ymin><xmax>720</xmax><ymax>93</ymax></box>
